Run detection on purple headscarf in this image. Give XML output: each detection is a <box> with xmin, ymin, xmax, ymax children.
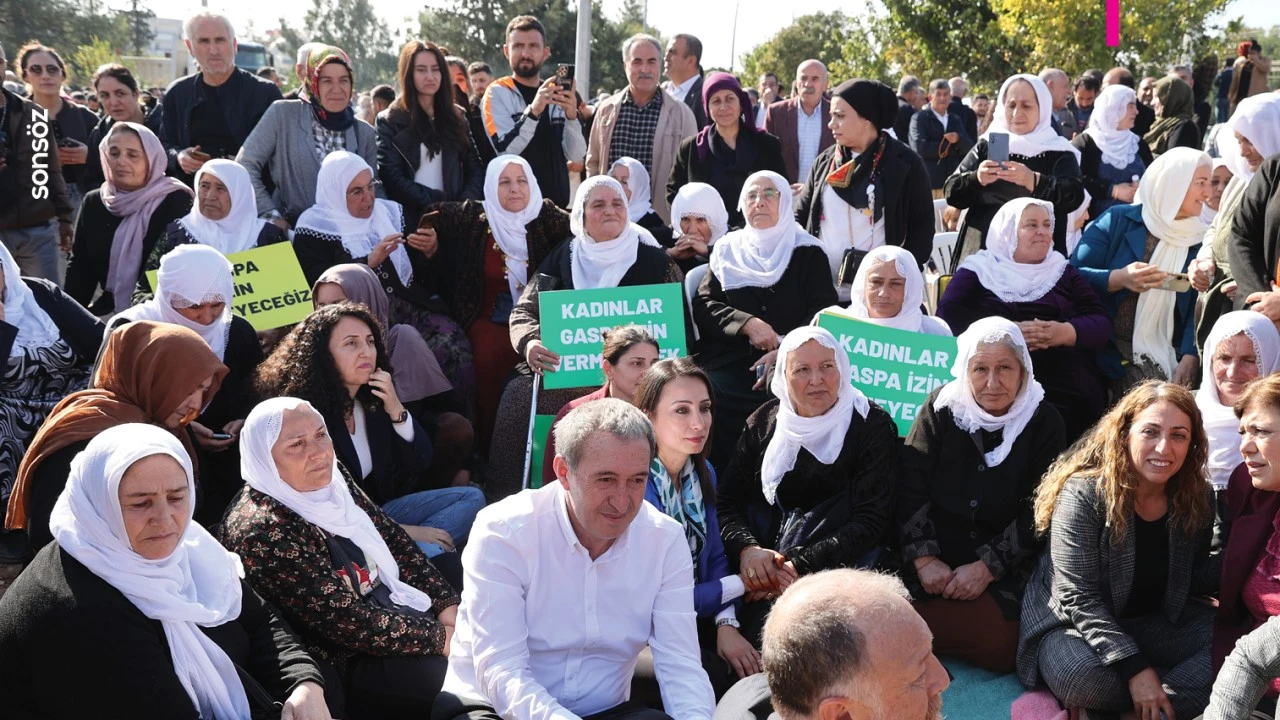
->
<box><xmin>99</xmin><ymin>122</ymin><xmax>193</xmax><ymax>312</ymax></box>
<box><xmin>695</xmin><ymin>72</ymin><xmax>760</xmax><ymax>161</ymax></box>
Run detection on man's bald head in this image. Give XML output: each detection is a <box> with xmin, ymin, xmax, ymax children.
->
<box><xmin>795</xmin><ymin>59</ymin><xmax>828</xmax><ymax>111</ymax></box>
<box><xmin>1103</xmin><ymin>66</ymin><xmax>1135</xmax><ymax>88</ymax></box>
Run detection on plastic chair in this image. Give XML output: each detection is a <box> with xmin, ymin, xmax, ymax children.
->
<box><xmin>933</xmin><ymin>197</ymin><xmax>948</xmax><ymax>234</ymax></box>
<box><xmin>930</xmin><ymin>232</ymin><xmax>959</xmax><ymax>275</ymax></box>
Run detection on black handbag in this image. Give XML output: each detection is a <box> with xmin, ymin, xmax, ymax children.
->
<box><xmin>837</xmin><ymin>248</ymin><xmax>869</xmax><ymax>287</ymax></box>
<box><xmin>235</xmin><ymin>661</ymin><xmax>285</xmax><ymax>720</ymax></box>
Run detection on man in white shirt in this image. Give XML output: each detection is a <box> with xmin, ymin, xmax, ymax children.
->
<box><xmin>764</xmin><ymin>60</ymin><xmax>834</xmax><ymax>185</ymax></box>
<box><xmin>434</xmin><ymin>399</ymin><xmax>715</xmax><ymax>720</ymax></box>
<box><xmin>662</xmin><ymin>33</ymin><xmax>708</xmax><ymax>129</ymax></box>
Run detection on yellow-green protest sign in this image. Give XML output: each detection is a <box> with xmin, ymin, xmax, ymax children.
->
<box><xmin>147</xmin><ymin>242</ymin><xmax>313</xmax><ymax>332</ymax></box>
<box><xmin>815</xmin><ymin>312</ymin><xmax>958</xmax><ymax>436</ymax></box>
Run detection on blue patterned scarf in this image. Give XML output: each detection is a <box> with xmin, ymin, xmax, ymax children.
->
<box><xmin>650</xmin><ymin>457</ymin><xmax>708</xmax><ymax>561</ymax></box>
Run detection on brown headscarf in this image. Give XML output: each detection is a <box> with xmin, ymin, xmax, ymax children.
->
<box><xmin>1144</xmin><ymin>76</ymin><xmax>1195</xmax><ymax>156</ymax></box>
<box><xmin>6</xmin><ymin>321</ymin><xmax>229</xmax><ymax>529</ymax></box>
<box><xmin>312</xmin><ymin>264</ymin><xmax>452</xmax><ymax>403</ymax></box>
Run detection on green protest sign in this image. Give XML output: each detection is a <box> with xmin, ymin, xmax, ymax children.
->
<box><xmin>815</xmin><ymin>312</ymin><xmax>958</xmax><ymax>436</ymax></box>
<box><xmin>528</xmin><ymin>414</ymin><xmax>556</xmax><ymax>489</ymax></box>
<box><xmin>147</xmin><ymin>242</ymin><xmax>313</xmax><ymax>332</ymax></box>
<box><xmin>538</xmin><ymin>283</ymin><xmax>687</xmax><ymax>390</ymax></box>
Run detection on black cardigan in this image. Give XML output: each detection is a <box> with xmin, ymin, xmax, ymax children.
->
<box><xmin>1070</xmin><ymin>132</ymin><xmax>1155</xmax><ymax>219</ymax></box>
<box><xmin>897</xmin><ymin>389</ymin><xmax>1066</xmax><ymax>618</ymax></box>
<box><xmin>294</xmin><ymin>217</ymin><xmax>436</xmax><ymax>310</ymax></box>
<box><xmin>716</xmin><ymin>398</ymin><xmax>898</xmax><ymax>575</ymax></box>
<box><xmin>0</xmin><ymin>544</ymin><xmax>322</xmax><ymax>718</ymax></box>
<box><xmin>0</xmin><ymin>278</ymin><xmax>105</xmax><ymax>360</ymax></box>
<box><xmin>375</xmin><ymin>106</ymin><xmax>485</xmax><ymax>226</ymax></box>
<box><xmin>324</xmin><ymin>407</ymin><xmax>433</xmax><ymax>507</ymax></box>
<box><xmin>943</xmin><ymin>138</ymin><xmax>1085</xmax><ymax>264</ymax></box>
<box><xmin>65</xmin><ymin>187</ymin><xmax>194</xmax><ymax>315</ymax></box>
<box><xmin>666</xmin><ymin>129</ymin><xmax>788</xmax><ymax>229</ymax></box>
<box><xmin>1229</xmin><ymin>154</ymin><xmax>1280</xmax><ymax>306</ymax></box>
<box><xmin>795</xmin><ymin>139</ymin><xmax>936</xmax><ymax>268</ymax></box>
<box><xmin>692</xmin><ymin>244</ymin><xmax>836</xmax><ymax>373</ymax></box>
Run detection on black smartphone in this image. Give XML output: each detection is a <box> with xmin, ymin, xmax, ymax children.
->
<box><xmin>418</xmin><ymin>210</ymin><xmax>441</xmax><ymax>230</ymax></box>
<box><xmin>987</xmin><ymin>132</ymin><xmax>1010</xmax><ymax>169</ymax></box>
<box><xmin>209</xmin><ymin>432</ymin><xmax>233</xmax><ymax>441</ymax></box>
<box><xmin>555</xmin><ymin>63</ymin><xmax>575</xmax><ymax>90</ymax></box>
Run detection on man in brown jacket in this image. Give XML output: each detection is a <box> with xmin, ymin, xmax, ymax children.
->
<box><xmin>1</xmin><ymin>42</ymin><xmax>74</xmax><ymax>284</ymax></box>
<box><xmin>585</xmin><ymin>33</ymin><xmax>696</xmax><ymax>223</ymax></box>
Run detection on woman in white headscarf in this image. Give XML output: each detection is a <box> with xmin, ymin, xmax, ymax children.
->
<box><xmin>221</xmin><ymin>397</ymin><xmax>459</xmax><ymax>718</ymax></box>
<box><xmin>1071</xmin><ymin>83</ymin><xmax>1154</xmax><ymax>220</ymax></box>
<box><xmin>897</xmin><ymin>317</ymin><xmax>1065</xmax><ymax>673</ymax></box>
<box><xmin>0</xmin><ymin>423</ymin><xmax>330</xmax><ymax>719</ymax></box>
<box><xmin>139</xmin><ymin>159</ymin><xmax>288</xmax><ymax>297</ymax></box>
<box><xmin>423</xmin><ymin>154</ymin><xmax>570</xmax><ymax>450</ymax></box>
<box><xmin>610</xmin><ymin>156</ymin><xmax>672</xmax><ymax>247</ymax></box>
<box><xmin>668</xmin><ymin>181</ymin><xmax>730</xmax><ymax>271</ymax></box>
<box><xmin>294</xmin><ymin>150</ymin><xmax>476</xmax><ymax>404</ymax></box>
<box><xmin>1198</xmin><ymin>311</ymin><xmax>1280</xmax><ymax>490</ymax></box>
<box><xmin>112</xmin><ymin>244</ymin><xmax>265</xmax><ymax>523</ymax></box>
<box><xmin>0</xmin><ymin>241</ymin><xmax>104</xmax><ymax>511</ymax></box>
<box><xmin>821</xmin><ymin>244</ymin><xmax>951</xmax><ymax>336</ymax></box>
<box><xmin>716</xmin><ymin>326</ymin><xmax>897</xmax><ymax>645</ymax></box>
<box><xmin>693</xmin><ymin>170</ymin><xmax>837</xmax><ymax>470</ymax></box>
<box><xmin>509</xmin><ymin>174</ymin><xmax>678</xmax><ymax>377</ymax></box>
<box><xmin>1072</xmin><ymin>146</ymin><xmax>1211</xmax><ymax>397</ymax></box>
<box><xmin>944</xmin><ymin>73</ymin><xmax>1085</xmax><ymax>265</ymax></box>
<box><xmin>939</xmin><ymin>198</ymin><xmax>1112</xmax><ymax>440</ymax></box>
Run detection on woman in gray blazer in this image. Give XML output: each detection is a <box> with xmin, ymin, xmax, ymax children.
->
<box><xmin>1017</xmin><ymin>381</ymin><xmax>1218</xmax><ymax>720</ymax></box>
<box><xmin>236</xmin><ymin>44</ymin><xmax>379</xmax><ymax>227</ymax></box>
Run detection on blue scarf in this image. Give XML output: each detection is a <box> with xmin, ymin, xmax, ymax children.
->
<box><xmin>650</xmin><ymin>457</ymin><xmax>708</xmax><ymax>561</ymax></box>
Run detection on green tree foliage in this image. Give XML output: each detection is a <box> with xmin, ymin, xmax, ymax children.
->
<box><xmin>0</xmin><ymin>0</ymin><xmax>129</xmax><ymax>71</ymax></box>
<box><xmin>279</xmin><ymin>0</ymin><xmax>400</xmax><ymax>87</ymax></box>
<box><xmin>124</xmin><ymin>0</ymin><xmax>156</xmax><ymax>56</ymax></box>
<box><xmin>67</xmin><ymin>36</ymin><xmax>124</xmax><ymax>86</ymax></box>
<box><xmin>739</xmin><ymin>12</ymin><xmax>850</xmax><ymax>92</ymax></box>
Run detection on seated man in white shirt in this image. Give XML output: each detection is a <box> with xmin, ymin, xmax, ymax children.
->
<box><xmin>433</xmin><ymin>398</ymin><xmax>716</xmax><ymax>720</ymax></box>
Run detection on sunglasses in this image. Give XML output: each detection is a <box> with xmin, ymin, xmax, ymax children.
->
<box><xmin>26</xmin><ymin>64</ymin><xmax>62</xmax><ymax>76</ymax></box>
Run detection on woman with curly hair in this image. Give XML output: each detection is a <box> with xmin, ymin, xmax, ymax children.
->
<box><xmin>255</xmin><ymin>303</ymin><xmax>484</xmax><ymax>586</ymax></box>
<box><xmin>1016</xmin><ymin>381</ymin><xmax>1218</xmax><ymax>720</ymax></box>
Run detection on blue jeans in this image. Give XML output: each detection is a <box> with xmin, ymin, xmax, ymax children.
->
<box><xmin>382</xmin><ymin>486</ymin><xmax>486</xmax><ymax>557</ymax></box>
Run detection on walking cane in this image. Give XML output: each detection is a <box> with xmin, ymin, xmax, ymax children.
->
<box><xmin>521</xmin><ymin>372</ymin><xmax>542</xmax><ymax>490</ymax></box>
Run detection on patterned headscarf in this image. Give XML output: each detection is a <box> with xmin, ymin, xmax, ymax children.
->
<box><xmin>305</xmin><ymin>45</ymin><xmax>356</xmax><ymax>131</ymax></box>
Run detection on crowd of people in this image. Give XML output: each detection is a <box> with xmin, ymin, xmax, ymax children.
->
<box><xmin>2</xmin><ymin>8</ymin><xmax>1280</xmax><ymax>720</ymax></box>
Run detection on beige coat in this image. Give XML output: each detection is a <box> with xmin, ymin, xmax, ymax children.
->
<box><xmin>585</xmin><ymin>88</ymin><xmax>696</xmax><ymax>222</ymax></box>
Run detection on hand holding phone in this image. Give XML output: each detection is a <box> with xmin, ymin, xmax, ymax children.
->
<box><xmin>1158</xmin><ymin>272</ymin><xmax>1193</xmax><ymax>293</ymax></box>
<box><xmin>418</xmin><ymin>210</ymin><xmax>440</xmax><ymax>230</ymax></box>
<box><xmin>555</xmin><ymin>63</ymin><xmax>575</xmax><ymax>91</ymax></box>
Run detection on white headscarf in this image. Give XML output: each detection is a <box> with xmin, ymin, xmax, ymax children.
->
<box><xmin>1197</xmin><ymin>311</ymin><xmax>1280</xmax><ymax>489</ymax></box>
<box><xmin>240</xmin><ymin>397</ymin><xmax>434</xmax><ymax>613</ymax></box>
<box><xmin>933</xmin><ymin>317</ymin><xmax>1045</xmax><ymax>467</ymax></box>
<box><xmin>761</xmin><ymin>327</ymin><xmax>870</xmax><ymax>505</ymax></box>
<box><xmin>568</xmin><ymin>176</ymin><xmax>654</xmax><ymax>290</ymax></box>
<box><xmin>710</xmin><ymin>171</ymin><xmax>819</xmax><ymax>291</ymax></box>
<box><xmin>1200</xmin><ymin>159</ymin><xmax>1231</xmax><ymax>226</ymax></box>
<box><xmin>1083</xmin><ymin>84</ymin><xmax>1141</xmax><ymax>169</ymax></box>
<box><xmin>824</xmin><ymin>245</ymin><xmax>950</xmax><ymax>335</ymax></box>
<box><xmin>0</xmin><ymin>240</ymin><xmax>60</xmax><ymax>357</ymax></box>
<box><xmin>1133</xmin><ymin>147</ymin><xmax>1211</xmax><ymax>376</ymax></box>
<box><xmin>49</xmin><ymin>424</ymin><xmax>250</xmax><ymax>719</ymax></box>
<box><xmin>982</xmin><ymin>74</ymin><xmax>1081</xmax><ymax>163</ymax></box>
<box><xmin>671</xmin><ymin>182</ymin><xmax>729</xmax><ymax>245</ymax></box>
<box><xmin>610</xmin><ymin>157</ymin><xmax>655</xmax><ymax>223</ymax></box>
<box><xmin>1218</xmin><ymin>93</ymin><xmax>1280</xmax><ymax>181</ymax></box>
<box><xmin>295</xmin><ymin>151</ymin><xmax>413</xmax><ymax>286</ymax></box>
<box><xmin>178</xmin><ymin>159</ymin><xmax>270</xmax><ymax>256</ymax></box>
<box><xmin>481</xmin><ymin>155</ymin><xmax>543</xmax><ymax>300</ymax></box>
<box><xmin>115</xmin><ymin>244</ymin><xmax>235</xmax><ymax>360</ymax></box>
<box><xmin>959</xmin><ymin>198</ymin><xmax>1068</xmax><ymax>303</ymax></box>
<box><xmin>1066</xmin><ymin>189</ymin><xmax>1093</xmax><ymax>257</ymax></box>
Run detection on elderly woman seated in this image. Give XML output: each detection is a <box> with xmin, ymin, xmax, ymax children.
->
<box><xmin>1017</xmin><ymin>381</ymin><xmax>1218</xmax><ymax>720</ymax></box>
<box><xmin>939</xmin><ymin>198</ymin><xmax>1113</xmax><ymax>440</ymax></box>
<box><xmin>693</xmin><ymin>170</ymin><xmax>836</xmax><ymax>470</ymax></box>
<box><xmin>220</xmin><ymin>398</ymin><xmax>459</xmax><ymax>720</ymax></box>
<box><xmin>0</xmin><ymin>424</ymin><xmax>329</xmax><ymax>718</ymax></box>
<box><xmin>897</xmin><ymin>317</ymin><xmax>1066</xmax><ymax>673</ymax></box>
<box><xmin>716</xmin><ymin>327</ymin><xmax>897</xmax><ymax>645</ymax></box>
<box><xmin>667</xmin><ymin>182</ymin><xmax>731</xmax><ymax>274</ymax></box>
<box><xmin>819</xmin><ymin>244</ymin><xmax>950</xmax><ymax>336</ymax></box>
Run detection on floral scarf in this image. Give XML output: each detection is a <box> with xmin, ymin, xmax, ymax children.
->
<box><xmin>650</xmin><ymin>457</ymin><xmax>708</xmax><ymax>561</ymax></box>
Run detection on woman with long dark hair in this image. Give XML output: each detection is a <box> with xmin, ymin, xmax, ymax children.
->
<box><xmin>376</xmin><ymin>40</ymin><xmax>484</xmax><ymax>226</ymax></box>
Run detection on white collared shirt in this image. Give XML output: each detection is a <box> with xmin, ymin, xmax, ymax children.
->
<box><xmin>931</xmin><ymin>108</ymin><xmax>949</xmax><ymax>129</ymax></box>
<box><xmin>442</xmin><ymin>482</ymin><xmax>715</xmax><ymax>720</ymax></box>
<box><xmin>663</xmin><ymin>74</ymin><xmax>700</xmax><ymax>103</ymax></box>
<box><xmin>797</xmin><ymin>100</ymin><xmax>824</xmax><ymax>181</ymax></box>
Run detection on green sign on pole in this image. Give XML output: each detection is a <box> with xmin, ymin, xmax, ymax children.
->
<box><xmin>528</xmin><ymin>414</ymin><xmax>556</xmax><ymax>489</ymax></box>
<box><xmin>538</xmin><ymin>283</ymin><xmax>687</xmax><ymax>390</ymax></box>
<box><xmin>815</xmin><ymin>312</ymin><xmax>958</xmax><ymax>436</ymax></box>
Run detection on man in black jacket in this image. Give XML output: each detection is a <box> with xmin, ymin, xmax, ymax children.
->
<box><xmin>947</xmin><ymin>76</ymin><xmax>978</xmax><ymax>141</ymax></box>
<box><xmin>910</xmin><ymin>79</ymin><xmax>973</xmax><ymax>191</ymax></box>
<box><xmin>894</xmin><ymin>75</ymin><xmax>924</xmax><ymax>141</ymax></box>
<box><xmin>662</xmin><ymin>34</ymin><xmax>708</xmax><ymax>129</ymax></box>
<box><xmin>162</xmin><ymin>12</ymin><xmax>282</xmax><ymax>185</ymax></box>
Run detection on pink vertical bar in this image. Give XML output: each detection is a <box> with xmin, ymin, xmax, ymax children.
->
<box><xmin>1106</xmin><ymin>0</ymin><xmax>1120</xmax><ymax>46</ymax></box>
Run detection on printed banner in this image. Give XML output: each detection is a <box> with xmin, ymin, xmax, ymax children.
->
<box><xmin>147</xmin><ymin>242</ymin><xmax>312</xmax><ymax>332</ymax></box>
<box><xmin>538</xmin><ymin>283</ymin><xmax>687</xmax><ymax>390</ymax></box>
<box><xmin>815</xmin><ymin>312</ymin><xmax>958</xmax><ymax>436</ymax></box>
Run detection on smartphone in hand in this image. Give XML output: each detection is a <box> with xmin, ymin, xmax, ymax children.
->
<box><xmin>555</xmin><ymin>63</ymin><xmax>575</xmax><ymax>91</ymax></box>
<box><xmin>418</xmin><ymin>210</ymin><xmax>441</xmax><ymax>230</ymax></box>
<box><xmin>1158</xmin><ymin>272</ymin><xmax>1193</xmax><ymax>293</ymax></box>
<box><xmin>987</xmin><ymin>132</ymin><xmax>1010</xmax><ymax>168</ymax></box>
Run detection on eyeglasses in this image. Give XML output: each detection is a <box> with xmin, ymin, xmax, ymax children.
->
<box><xmin>26</xmin><ymin>64</ymin><xmax>62</xmax><ymax>76</ymax></box>
<box><xmin>744</xmin><ymin>189</ymin><xmax>781</xmax><ymax>204</ymax></box>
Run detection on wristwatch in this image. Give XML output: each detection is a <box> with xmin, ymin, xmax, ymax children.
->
<box><xmin>716</xmin><ymin>617</ymin><xmax>740</xmax><ymax>629</ymax></box>
<box><xmin>391</xmin><ymin>409</ymin><xmax>409</xmax><ymax>425</ymax></box>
